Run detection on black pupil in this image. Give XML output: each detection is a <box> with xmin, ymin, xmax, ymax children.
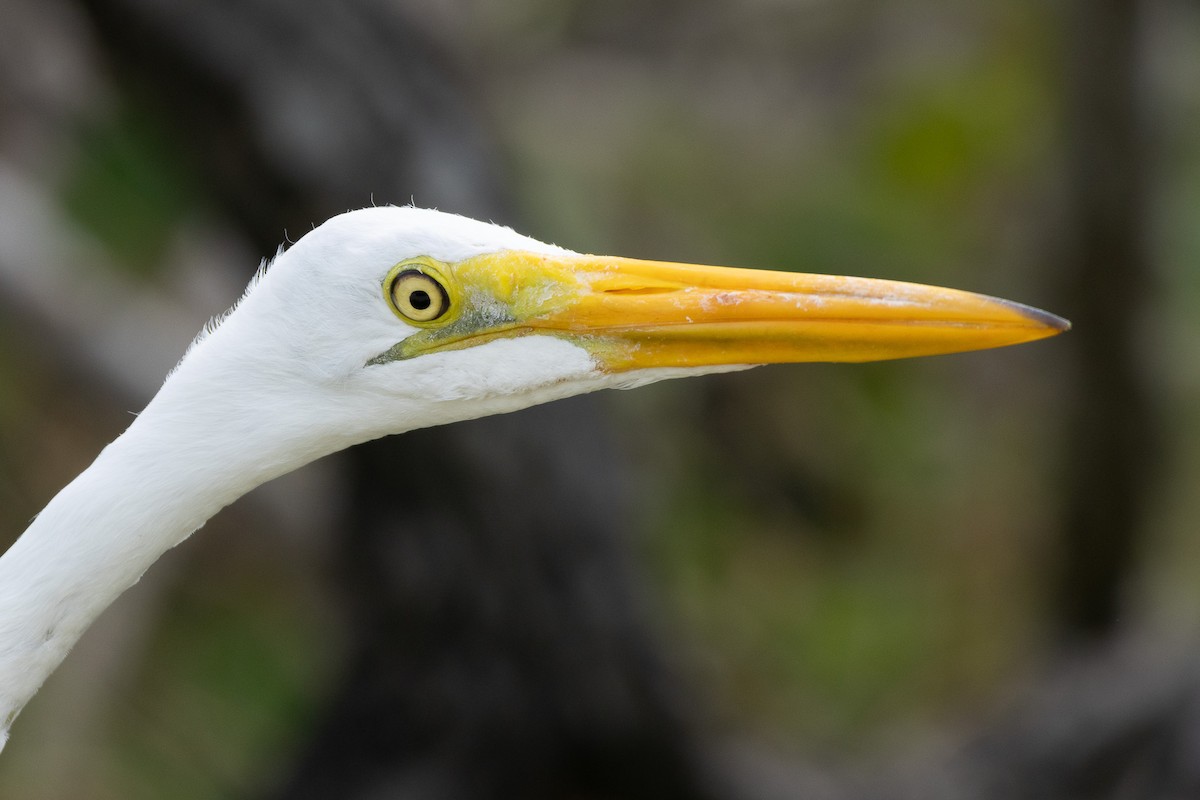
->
<box><xmin>409</xmin><ymin>289</ymin><xmax>432</xmax><ymax>310</ymax></box>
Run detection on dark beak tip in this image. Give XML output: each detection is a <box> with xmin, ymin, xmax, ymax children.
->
<box><xmin>999</xmin><ymin>298</ymin><xmax>1071</xmax><ymax>334</ymax></box>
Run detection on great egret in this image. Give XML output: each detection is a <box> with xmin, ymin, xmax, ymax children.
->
<box><xmin>0</xmin><ymin>206</ymin><xmax>1067</xmax><ymax>750</ymax></box>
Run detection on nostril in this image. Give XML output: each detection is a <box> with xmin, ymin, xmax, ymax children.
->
<box><xmin>601</xmin><ymin>286</ymin><xmax>676</xmax><ymax>296</ymax></box>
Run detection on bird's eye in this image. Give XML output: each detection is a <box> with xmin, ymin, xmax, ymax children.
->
<box><xmin>389</xmin><ymin>269</ymin><xmax>450</xmax><ymax>323</ymax></box>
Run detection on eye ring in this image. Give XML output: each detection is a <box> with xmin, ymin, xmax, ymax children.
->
<box><xmin>388</xmin><ymin>268</ymin><xmax>451</xmax><ymax>323</ymax></box>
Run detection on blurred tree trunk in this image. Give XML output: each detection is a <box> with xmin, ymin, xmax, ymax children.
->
<box><xmin>53</xmin><ymin>0</ymin><xmax>1193</xmax><ymax>797</ymax></box>
<box><xmin>1052</xmin><ymin>0</ymin><xmax>1161</xmax><ymax>642</ymax></box>
<box><xmin>74</xmin><ymin>1</ymin><xmax>720</xmax><ymax>798</ymax></box>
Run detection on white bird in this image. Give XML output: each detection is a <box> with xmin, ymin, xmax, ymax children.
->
<box><xmin>0</xmin><ymin>206</ymin><xmax>1067</xmax><ymax>750</ymax></box>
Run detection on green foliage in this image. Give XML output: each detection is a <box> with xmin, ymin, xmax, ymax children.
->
<box><xmin>62</xmin><ymin>104</ymin><xmax>199</xmax><ymax>276</ymax></box>
<box><xmin>110</xmin><ymin>563</ymin><xmax>331</xmax><ymax>799</ymax></box>
<box><xmin>13</xmin><ymin>0</ymin><xmax>1200</xmax><ymax>792</ymax></box>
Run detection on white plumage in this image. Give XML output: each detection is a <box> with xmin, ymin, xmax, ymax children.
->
<box><xmin>0</xmin><ymin>206</ymin><xmax>1067</xmax><ymax>750</ymax></box>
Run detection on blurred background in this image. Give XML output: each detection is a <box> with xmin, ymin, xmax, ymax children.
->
<box><xmin>0</xmin><ymin>0</ymin><xmax>1196</xmax><ymax>798</ymax></box>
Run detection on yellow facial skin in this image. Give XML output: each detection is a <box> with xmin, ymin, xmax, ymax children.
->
<box><xmin>371</xmin><ymin>251</ymin><xmax>1069</xmax><ymax>370</ymax></box>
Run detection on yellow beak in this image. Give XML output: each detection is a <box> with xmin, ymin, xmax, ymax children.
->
<box><xmin>383</xmin><ymin>251</ymin><xmax>1069</xmax><ymax>370</ymax></box>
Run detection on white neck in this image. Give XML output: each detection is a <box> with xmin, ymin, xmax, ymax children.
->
<box><xmin>0</xmin><ymin>332</ymin><xmax>351</xmax><ymax>749</ymax></box>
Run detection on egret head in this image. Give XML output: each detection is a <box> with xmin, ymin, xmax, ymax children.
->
<box><xmin>0</xmin><ymin>205</ymin><xmax>1070</xmax><ymax>755</ymax></box>
<box><xmin>200</xmin><ymin>205</ymin><xmax>1067</xmax><ymax>442</ymax></box>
